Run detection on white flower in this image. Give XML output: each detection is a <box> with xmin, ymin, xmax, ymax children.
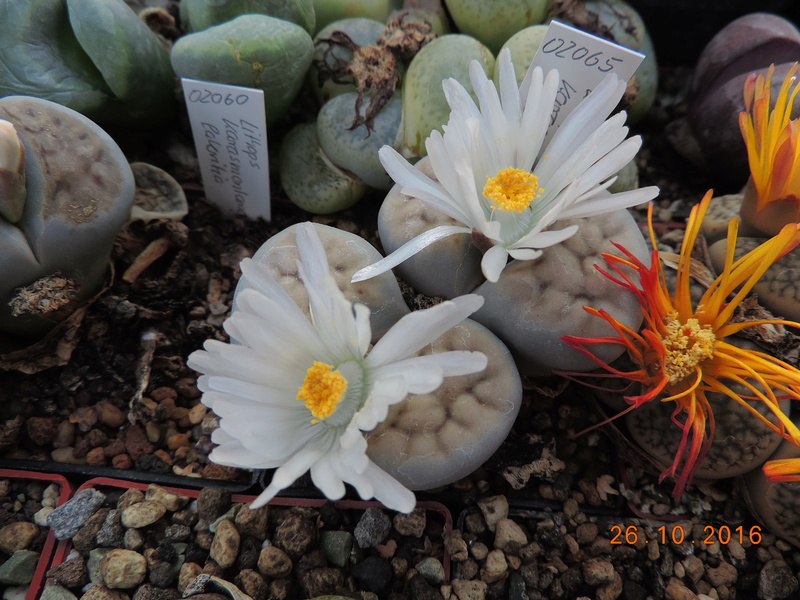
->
<box><xmin>352</xmin><ymin>48</ymin><xmax>659</xmax><ymax>284</ymax></box>
<box><xmin>187</xmin><ymin>222</ymin><xmax>487</xmax><ymax>512</ymax></box>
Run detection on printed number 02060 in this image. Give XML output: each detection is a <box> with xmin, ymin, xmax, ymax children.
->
<box><xmin>541</xmin><ymin>38</ymin><xmax>623</xmax><ymax>73</ymax></box>
<box><xmin>187</xmin><ymin>89</ymin><xmax>250</xmax><ymax>106</ymax></box>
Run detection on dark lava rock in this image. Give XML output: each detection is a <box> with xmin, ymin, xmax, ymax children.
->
<box><xmin>352</xmin><ymin>556</ymin><xmax>393</xmax><ymax>593</ymax></box>
<box><xmin>96</xmin><ymin>510</ymin><xmax>124</xmax><ymax>548</ymax></box>
<box><xmin>407</xmin><ymin>573</ymin><xmax>444</xmax><ymax>600</ymax></box>
<box><xmin>299</xmin><ymin>566</ymin><xmax>344</xmax><ymax>598</ymax></box>
<box><xmin>46</xmin><ymin>555</ymin><xmax>88</xmax><ymax>588</ymax></box>
<box><xmin>758</xmin><ymin>559</ymin><xmax>799</xmax><ymax>600</ymax></box>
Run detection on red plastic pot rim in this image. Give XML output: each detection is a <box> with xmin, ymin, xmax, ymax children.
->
<box><xmin>0</xmin><ymin>468</ymin><xmax>73</xmax><ymax>600</ymax></box>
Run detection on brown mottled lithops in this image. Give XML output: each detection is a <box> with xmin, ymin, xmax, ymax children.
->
<box><xmin>626</xmin><ymin>380</ymin><xmax>788</xmax><ymax>481</ymax></box>
<box><xmin>237</xmin><ymin>222</ymin><xmax>409</xmax><ymax>341</ymax></box>
<box><xmin>708</xmin><ymin>236</ymin><xmax>800</xmax><ymax>321</ymax></box>
<box><xmin>744</xmin><ymin>439</ymin><xmax>800</xmax><ymax>548</ymax></box>
<box><xmin>366</xmin><ymin>318</ymin><xmax>522</xmax><ymax>490</ymax></box>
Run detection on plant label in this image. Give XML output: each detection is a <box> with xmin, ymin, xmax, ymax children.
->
<box><xmin>181</xmin><ymin>78</ymin><xmax>270</xmax><ymax>221</ymax></box>
<box><xmin>531</xmin><ymin>20</ymin><xmax>644</xmax><ymax>132</ymax></box>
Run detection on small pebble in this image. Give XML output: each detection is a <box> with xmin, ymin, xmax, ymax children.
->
<box><xmin>477</xmin><ymin>496</ymin><xmax>508</xmax><ymax>532</ymax></box>
<box><xmin>354</xmin><ymin>507</ymin><xmax>392</xmax><ymax>548</ymax></box>
<box><xmin>99</xmin><ymin>549</ymin><xmax>148</xmax><ymax>589</ymax></box>
<box><xmin>393</xmin><ymin>508</ymin><xmax>426</xmax><ymax>537</ymax></box>
<box><xmin>47</xmin><ymin>488</ymin><xmax>106</xmax><ymax>540</ymax></box>
<box><xmin>258</xmin><ymin>545</ymin><xmax>293</xmax><ymax>578</ymax></box>
<box><xmin>121</xmin><ymin>501</ymin><xmax>167</xmax><ymax>528</ymax></box>
<box><xmin>416</xmin><ymin>557</ymin><xmax>446</xmax><ymax>586</ymax></box>
<box><xmin>209</xmin><ymin>519</ymin><xmax>240</xmax><ymax>568</ymax></box>
<box><xmin>451</xmin><ymin>578</ymin><xmax>488</xmax><ymax>600</ymax></box>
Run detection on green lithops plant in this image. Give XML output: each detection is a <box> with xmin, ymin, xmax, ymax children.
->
<box><xmin>401</xmin><ymin>34</ymin><xmax>494</xmax><ymax>157</ymax></box>
<box><xmin>180</xmin><ymin>0</ymin><xmax>316</xmax><ymax>34</ymax></box>
<box><xmin>443</xmin><ymin>0</ymin><xmax>552</xmax><ymax>54</ymax></box>
<box><xmin>312</xmin><ymin>0</ymin><xmax>391</xmax><ymax>33</ymax></box>
<box><xmin>0</xmin><ymin>0</ymin><xmax>175</xmax><ymax>127</ymax></box>
<box><xmin>0</xmin><ymin>96</ymin><xmax>134</xmax><ymax>347</ymax></box>
<box><xmin>279</xmin><ymin>123</ymin><xmax>368</xmax><ymax>214</ymax></box>
<box><xmin>170</xmin><ymin>14</ymin><xmax>314</xmax><ymax>125</ymax></box>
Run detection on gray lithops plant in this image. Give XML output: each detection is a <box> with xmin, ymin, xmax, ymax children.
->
<box><xmin>472</xmin><ymin>209</ymin><xmax>647</xmax><ymax>375</ymax></box>
<box><xmin>0</xmin><ymin>0</ymin><xmax>175</xmax><ymax>127</ymax></box>
<box><xmin>0</xmin><ymin>96</ymin><xmax>134</xmax><ymax>345</ymax></box>
<box><xmin>236</xmin><ymin>222</ymin><xmax>409</xmax><ymax>341</ymax></box>
<box><xmin>170</xmin><ymin>14</ymin><xmax>314</xmax><ymax>125</ymax></box>
<box><xmin>316</xmin><ymin>91</ymin><xmax>403</xmax><ymax>190</ymax></box>
<box><xmin>366</xmin><ymin>318</ymin><xmax>522</xmax><ymax>490</ymax></box>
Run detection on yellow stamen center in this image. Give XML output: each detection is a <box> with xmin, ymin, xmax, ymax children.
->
<box><xmin>297</xmin><ymin>361</ymin><xmax>348</xmax><ymax>423</ymax></box>
<box><xmin>483</xmin><ymin>167</ymin><xmax>543</xmax><ymax>213</ymax></box>
<box><xmin>662</xmin><ymin>312</ymin><xmax>716</xmax><ymax>385</ymax></box>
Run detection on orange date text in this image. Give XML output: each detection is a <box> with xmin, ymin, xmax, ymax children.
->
<box><xmin>609</xmin><ymin>524</ymin><xmax>762</xmax><ymax>545</ymax></box>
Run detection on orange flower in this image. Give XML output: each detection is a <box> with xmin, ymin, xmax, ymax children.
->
<box><xmin>739</xmin><ymin>63</ymin><xmax>800</xmax><ymax>234</ymax></box>
<box><xmin>561</xmin><ymin>191</ymin><xmax>800</xmax><ymax>496</ymax></box>
<box><xmin>763</xmin><ymin>458</ymin><xmax>800</xmax><ymax>483</ymax></box>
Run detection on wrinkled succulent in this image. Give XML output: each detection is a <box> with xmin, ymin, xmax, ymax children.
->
<box><xmin>0</xmin><ymin>96</ymin><xmax>134</xmax><ymax>349</ymax></box>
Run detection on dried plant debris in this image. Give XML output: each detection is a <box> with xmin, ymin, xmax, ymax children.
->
<box><xmin>314</xmin><ymin>13</ymin><xmax>435</xmax><ymax>131</ymax></box>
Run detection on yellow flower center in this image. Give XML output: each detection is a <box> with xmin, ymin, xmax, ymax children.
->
<box><xmin>483</xmin><ymin>167</ymin><xmax>543</xmax><ymax>213</ymax></box>
<box><xmin>297</xmin><ymin>361</ymin><xmax>348</xmax><ymax>423</ymax></box>
<box><xmin>662</xmin><ymin>313</ymin><xmax>716</xmax><ymax>385</ymax></box>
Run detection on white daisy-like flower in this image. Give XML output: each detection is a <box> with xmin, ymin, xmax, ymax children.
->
<box><xmin>187</xmin><ymin>222</ymin><xmax>487</xmax><ymax>512</ymax></box>
<box><xmin>352</xmin><ymin>48</ymin><xmax>659</xmax><ymax>284</ymax></box>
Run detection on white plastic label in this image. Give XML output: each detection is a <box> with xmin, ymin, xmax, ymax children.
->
<box><xmin>531</xmin><ymin>20</ymin><xmax>645</xmax><ymax>131</ymax></box>
<box><xmin>181</xmin><ymin>78</ymin><xmax>270</xmax><ymax>221</ymax></box>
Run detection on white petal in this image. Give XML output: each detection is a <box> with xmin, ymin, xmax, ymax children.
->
<box><xmin>362</xmin><ymin>462</ymin><xmax>417</xmax><ymax>513</ymax></box>
<box><xmin>350</xmin><ymin>224</ymin><xmax>470</xmax><ymax>283</ymax></box>
<box><xmin>480</xmin><ymin>244</ymin><xmax>510</xmax><ymax>282</ymax></box>
<box><xmin>558</xmin><ymin>186</ymin><xmax>659</xmax><ymax>219</ymax></box>
<box><xmin>310</xmin><ymin>454</ymin><xmax>347</xmax><ymax>499</ymax></box>
<box><xmin>514</xmin><ymin>224</ymin><xmax>580</xmax><ymax>250</ymax></box>
<box><xmin>366</xmin><ymin>295</ymin><xmax>484</xmax><ymax>366</ymax></box>
<box><xmin>372</xmin><ymin>351</ymin><xmax>488</xmax><ymax>386</ymax></box>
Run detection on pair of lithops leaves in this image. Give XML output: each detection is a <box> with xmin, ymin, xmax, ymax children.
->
<box><xmin>0</xmin><ymin>0</ymin><xmax>174</xmax><ymax>127</ymax></box>
<box><xmin>0</xmin><ymin>95</ymin><xmax>188</xmax><ymax>355</ymax></box>
<box><xmin>235</xmin><ymin>222</ymin><xmax>523</xmax><ymax>491</ymax></box>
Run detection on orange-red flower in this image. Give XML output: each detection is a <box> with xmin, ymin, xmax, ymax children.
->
<box><xmin>561</xmin><ymin>191</ymin><xmax>800</xmax><ymax>496</ymax></box>
<box><xmin>763</xmin><ymin>458</ymin><xmax>800</xmax><ymax>483</ymax></box>
<box><xmin>739</xmin><ymin>63</ymin><xmax>800</xmax><ymax>234</ymax></box>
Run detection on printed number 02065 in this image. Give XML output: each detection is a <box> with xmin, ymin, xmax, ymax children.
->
<box><xmin>541</xmin><ymin>37</ymin><xmax>623</xmax><ymax>73</ymax></box>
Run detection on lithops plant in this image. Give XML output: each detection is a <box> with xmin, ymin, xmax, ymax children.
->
<box><xmin>179</xmin><ymin>0</ymin><xmax>316</xmax><ymax>34</ymax></box>
<box><xmin>0</xmin><ymin>96</ymin><xmax>134</xmax><ymax>347</ymax></box>
<box><xmin>473</xmin><ymin>209</ymin><xmax>648</xmax><ymax>376</ymax></box>
<box><xmin>366</xmin><ymin>318</ymin><xmax>522</xmax><ymax>490</ymax></box>
<box><xmin>309</xmin><ymin>17</ymin><xmax>387</xmax><ymax>104</ymax></box>
<box><xmin>0</xmin><ymin>0</ymin><xmax>175</xmax><ymax>127</ymax></box>
<box><xmin>237</xmin><ymin>222</ymin><xmax>409</xmax><ymax>341</ymax></box>
<box><xmin>744</xmin><ymin>439</ymin><xmax>800</xmax><ymax>548</ymax></box>
<box><xmin>170</xmin><ymin>15</ymin><xmax>314</xmax><ymax>125</ymax></box>
<box><xmin>312</xmin><ymin>0</ymin><xmax>392</xmax><ymax>33</ymax></box>
<box><xmin>685</xmin><ymin>13</ymin><xmax>800</xmax><ymax>182</ymax></box>
<box><xmin>443</xmin><ymin>0</ymin><xmax>551</xmax><ymax>54</ymax></box>
<box><xmin>624</xmin><ymin>375</ymin><xmax>789</xmax><ymax>483</ymax></box>
<box><xmin>316</xmin><ymin>91</ymin><xmax>403</xmax><ymax>190</ymax></box>
<box><xmin>400</xmin><ymin>34</ymin><xmax>494</xmax><ymax>157</ymax></box>
<box><xmin>279</xmin><ymin>122</ymin><xmax>369</xmax><ymax>214</ymax></box>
